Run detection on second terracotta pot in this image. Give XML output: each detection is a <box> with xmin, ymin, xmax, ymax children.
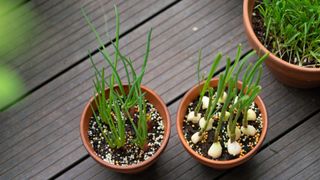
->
<box><xmin>176</xmin><ymin>79</ymin><xmax>268</xmax><ymax>169</ymax></box>
<box><xmin>80</xmin><ymin>85</ymin><xmax>171</xmax><ymax>173</ymax></box>
<box><xmin>243</xmin><ymin>0</ymin><xmax>320</xmax><ymax>88</ymax></box>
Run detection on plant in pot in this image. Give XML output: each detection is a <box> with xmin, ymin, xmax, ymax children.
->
<box><xmin>80</xmin><ymin>6</ymin><xmax>170</xmax><ymax>173</ymax></box>
<box><xmin>176</xmin><ymin>46</ymin><xmax>268</xmax><ymax>169</ymax></box>
<box><xmin>244</xmin><ymin>0</ymin><xmax>320</xmax><ymax>88</ymax></box>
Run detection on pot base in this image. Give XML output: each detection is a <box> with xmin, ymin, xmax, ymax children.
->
<box><xmin>265</xmin><ymin>62</ymin><xmax>320</xmax><ymax>88</ymax></box>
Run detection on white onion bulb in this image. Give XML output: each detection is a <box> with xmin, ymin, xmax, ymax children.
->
<box><xmin>208</xmin><ymin>142</ymin><xmax>222</xmax><ymax>159</ymax></box>
<box><xmin>199</xmin><ymin>117</ymin><xmax>214</xmax><ymax>131</ymax></box>
<box><xmin>247</xmin><ymin>109</ymin><xmax>257</xmax><ymax>121</ymax></box>
<box><xmin>187</xmin><ymin>111</ymin><xmax>202</xmax><ymax>123</ymax></box>
<box><xmin>241</xmin><ymin>125</ymin><xmax>257</xmax><ymax>136</ymax></box>
<box><xmin>191</xmin><ymin>132</ymin><xmax>203</xmax><ymax>144</ymax></box>
<box><xmin>227</xmin><ymin>139</ymin><xmax>241</xmax><ymax>156</ymax></box>
<box><xmin>202</xmin><ymin>96</ymin><xmax>210</xmax><ymax>109</ymax></box>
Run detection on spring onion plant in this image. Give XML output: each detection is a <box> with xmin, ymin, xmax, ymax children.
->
<box><xmin>82</xmin><ymin>6</ymin><xmax>152</xmax><ymax>149</ymax></box>
<box><xmin>256</xmin><ymin>0</ymin><xmax>320</xmax><ymax>67</ymax></box>
<box><xmin>187</xmin><ymin>45</ymin><xmax>268</xmax><ymax>158</ymax></box>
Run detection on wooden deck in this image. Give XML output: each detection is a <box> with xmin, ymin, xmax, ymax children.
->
<box><xmin>0</xmin><ymin>0</ymin><xmax>319</xmax><ymax>179</ymax></box>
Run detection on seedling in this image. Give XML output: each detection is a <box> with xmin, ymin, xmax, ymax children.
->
<box><xmin>187</xmin><ymin>45</ymin><xmax>268</xmax><ymax>158</ymax></box>
<box><xmin>82</xmin><ymin>6</ymin><xmax>152</xmax><ymax>149</ymax></box>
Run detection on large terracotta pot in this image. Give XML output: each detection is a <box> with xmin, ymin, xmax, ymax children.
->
<box><xmin>176</xmin><ymin>79</ymin><xmax>268</xmax><ymax>169</ymax></box>
<box><xmin>80</xmin><ymin>85</ymin><xmax>171</xmax><ymax>173</ymax></box>
<box><xmin>243</xmin><ymin>0</ymin><xmax>320</xmax><ymax>88</ymax></box>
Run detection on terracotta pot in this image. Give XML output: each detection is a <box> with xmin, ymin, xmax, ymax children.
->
<box><xmin>243</xmin><ymin>0</ymin><xmax>320</xmax><ymax>88</ymax></box>
<box><xmin>80</xmin><ymin>85</ymin><xmax>171</xmax><ymax>173</ymax></box>
<box><xmin>176</xmin><ymin>79</ymin><xmax>268</xmax><ymax>169</ymax></box>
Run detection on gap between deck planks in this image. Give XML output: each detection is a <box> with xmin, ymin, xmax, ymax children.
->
<box><xmin>0</xmin><ymin>0</ymin><xmax>250</xmax><ymax>179</ymax></box>
<box><xmin>0</xmin><ymin>0</ymin><xmax>180</xmax><ymax>110</ymax></box>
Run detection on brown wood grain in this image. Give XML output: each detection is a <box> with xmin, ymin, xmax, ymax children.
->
<box><xmin>0</xmin><ymin>0</ymin><xmax>177</xmax><ymax>108</ymax></box>
<box><xmin>0</xmin><ymin>0</ymin><xmax>248</xmax><ymax>179</ymax></box>
<box><xmin>1</xmin><ymin>0</ymin><xmax>320</xmax><ymax>179</ymax></box>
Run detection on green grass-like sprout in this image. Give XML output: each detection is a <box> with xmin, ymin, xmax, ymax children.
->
<box><xmin>195</xmin><ymin>45</ymin><xmax>268</xmax><ymax>144</ymax></box>
<box><xmin>256</xmin><ymin>0</ymin><xmax>320</xmax><ymax>67</ymax></box>
<box><xmin>82</xmin><ymin>6</ymin><xmax>152</xmax><ymax>149</ymax></box>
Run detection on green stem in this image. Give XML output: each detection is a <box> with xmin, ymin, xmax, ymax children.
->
<box><xmin>194</xmin><ymin>100</ymin><xmax>201</xmax><ymax>116</ymax></box>
<box><xmin>214</xmin><ymin>113</ymin><xmax>224</xmax><ymax>142</ymax></box>
<box><xmin>243</xmin><ymin>109</ymin><xmax>248</xmax><ymax>128</ymax></box>
<box><xmin>230</xmin><ymin>132</ymin><xmax>236</xmax><ymax>142</ymax></box>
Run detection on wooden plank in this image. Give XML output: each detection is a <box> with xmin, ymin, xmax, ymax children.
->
<box><xmin>0</xmin><ymin>0</ymin><xmax>248</xmax><ymax>179</ymax></box>
<box><xmin>0</xmin><ymin>0</ymin><xmax>244</xmax><ymax>150</ymax></box>
<box><xmin>219</xmin><ymin>112</ymin><xmax>320</xmax><ymax>180</ymax></box>
<box><xmin>308</xmin><ymin>172</ymin><xmax>320</xmax><ymax>180</ymax></box>
<box><xmin>291</xmin><ymin>160</ymin><xmax>320</xmax><ymax>180</ymax></box>
<box><xmin>3</xmin><ymin>0</ymin><xmax>320</xmax><ymax>178</ymax></box>
<box><xmin>0</xmin><ymin>0</ymin><xmax>243</xmax><ymax>130</ymax></box>
<box><xmin>0</xmin><ymin>0</ymin><xmax>177</xmax><ymax>108</ymax></box>
<box><xmin>2</xmin><ymin>0</ymin><xmax>112</xmax><ymax>63</ymax></box>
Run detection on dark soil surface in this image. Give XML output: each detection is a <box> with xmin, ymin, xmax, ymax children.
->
<box><xmin>183</xmin><ymin>95</ymin><xmax>263</xmax><ymax>161</ymax></box>
<box><xmin>251</xmin><ymin>1</ymin><xmax>268</xmax><ymax>50</ymax></box>
<box><xmin>88</xmin><ymin>101</ymin><xmax>164</xmax><ymax>166</ymax></box>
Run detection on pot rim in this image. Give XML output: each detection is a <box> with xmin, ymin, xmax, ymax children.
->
<box><xmin>243</xmin><ymin>0</ymin><xmax>320</xmax><ymax>73</ymax></box>
<box><xmin>80</xmin><ymin>85</ymin><xmax>171</xmax><ymax>171</ymax></box>
<box><xmin>176</xmin><ymin>78</ymin><xmax>268</xmax><ymax>166</ymax></box>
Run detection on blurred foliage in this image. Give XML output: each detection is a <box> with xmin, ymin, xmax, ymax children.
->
<box><xmin>0</xmin><ymin>0</ymin><xmax>37</xmax><ymax>110</ymax></box>
<box><xmin>0</xmin><ymin>0</ymin><xmax>36</xmax><ymax>57</ymax></box>
<box><xmin>0</xmin><ymin>66</ymin><xmax>24</xmax><ymax>109</ymax></box>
